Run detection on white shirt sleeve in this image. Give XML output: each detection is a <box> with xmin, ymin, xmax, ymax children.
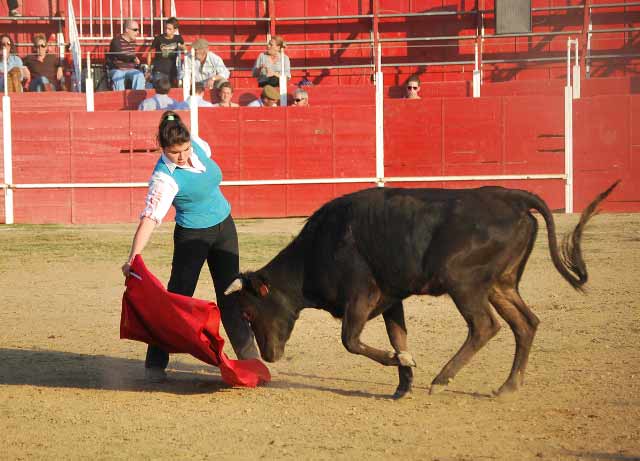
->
<box><xmin>140</xmin><ymin>171</ymin><xmax>179</xmax><ymax>224</ymax></box>
<box><xmin>211</xmin><ymin>53</ymin><xmax>230</xmax><ymax>80</ymax></box>
<box><xmin>191</xmin><ymin>135</ymin><xmax>212</xmax><ymax>158</ymax></box>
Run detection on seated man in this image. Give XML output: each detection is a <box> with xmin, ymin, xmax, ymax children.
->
<box><xmin>212</xmin><ymin>81</ymin><xmax>239</xmax><ymax>107</ymax></box>
<box><xmin>0</xmin><ymin>34</ymin><xmax>29</xmax><ymax>92</ymax></box>
<box><xmin>247</xmin><ymin>85</ymin><xmax>279</xmax><ymax>107</ymax></box>
<box><xmin>168</xmin><ymin>81</ymin><xmax>214</xmax><ymax>110</ymax></box>
<box><xmin>107</xmin><ymin>20</ymin><xmax>145</xmax><ymax>91</ymax></box>
<box><xmin>291</xmin><ymin>88</ymin><xmax>309</xmax><ymax>106</ymax></box>
<box><xmin>23</xmin><ymin>34</ymin><xmax>64</xmax><ymax>92</ymax></box>
<box><xmin>183</xmin><ymin>38</ymin><xmax>230</xmax><ymax>90</ymax></box>
<box><xmin>405</xmin><ymin>75</ymin><xmax>421</xmax><ymax>99</ymax></box>
<box><xmin>138</xmin><ymin>76</ymin><xmax>175</xmax><ymax>111</ymax></box>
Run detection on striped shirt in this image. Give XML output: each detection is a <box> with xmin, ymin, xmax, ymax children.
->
<box><xmin>108</xmin><ymin>34</ymin><xmax>138</xmax><ymax>70</ymax></box>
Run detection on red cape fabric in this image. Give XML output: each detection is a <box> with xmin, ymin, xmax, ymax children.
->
<box><xmin>120</xmin><ymin>255</ymin><xmax>270</xmax><ymax>387</ymax></box>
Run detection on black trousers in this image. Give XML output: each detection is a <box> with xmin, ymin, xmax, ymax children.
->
<box><xmin>258</xmin><ymin>76</ymin><xmax>280</xmax><ymax>88</ymax></box>
<box><xmin>145</xmin><ymin>215</ymin><xmax>259</xmax><ymax>369</ymax></box>
<box><xmin>8</xmin><ymin>0</ymin><xmax>19</xmax><ymax>9</ymax></box>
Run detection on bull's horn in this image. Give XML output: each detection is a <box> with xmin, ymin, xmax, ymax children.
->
<box><xmin>224</xmin><ymin>278</ymin><xmax>243</xmax><ymax>295</ymax></box>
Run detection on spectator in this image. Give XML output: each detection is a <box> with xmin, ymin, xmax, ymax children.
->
<box><xmin>212</xmin><ymin>81</ymin><xmax>238</xmax><ymax>107</ymax></box>
<box><xmin>146</xmin><ymin>17</ymin><xmax>184</xmax><ymax>86</ymax></box>
<box><xmin>291</xmin><ymin>88</ymin><xmax>309</xmax><ymax>106</ymax></box>
<box><xmin>107</xmin><ymin>20</ymin><xmax>145</xmax><ymax>91</ymax></box>
<box><xmin>169</xmin><ymin>81</ymin><xmax>214</xmax><ymax>110</ymax></box>
<box><xmin>23</xmin><ymin>34</ymin><xmax>63</xmax><ymax>92</ymax></box>
<box><xmin>183</xmin><ymin>38</ymin><xmax>229</xmax><ymax>90</ymax></box>
<box><xmin>252</xmin><ymin>35</ymin><xmax>290</xmax><ymax>88</ymax></box>
<box><xmin>405</xmin><ymin>75</ymin><xmax>421</xmax><ymax>99</ymax></box>
<box><xmin>0</xmin><ymin>34</ymin><xmax>29</xmax><ymax>92</ymax></box>
<box><xmin>247</xmin><ymin>84</ymin><xmax>279</xmax><ymax>107</ymax></box>
<box><xmin>138</xmin><ymin>76</ymin><xmax>175</xmax><ymax>111</ymax></box>
<box><xmin>7</xmin><ymin>0</ymin><xmax>20</xmax><ymax>16</ymax></box>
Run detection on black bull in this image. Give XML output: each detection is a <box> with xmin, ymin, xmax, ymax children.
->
<box><xmin>225</xmin><ymin>183</ymin><xmax>619</xmax><ymax>398</ymax></box>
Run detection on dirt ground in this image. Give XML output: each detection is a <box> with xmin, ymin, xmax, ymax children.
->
<box><xmin>0</xmin><ymin>213</ymin><xmax>638</xmax><ymax>460</ymax></box>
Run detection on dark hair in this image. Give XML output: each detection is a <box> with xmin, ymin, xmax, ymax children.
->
<box><xmin>194</xmin><ymin>81</ymin><xmax>205</xmax><ymax>94</ymax></box>
<box><xmin>218</xmin><ymin>81</ymin><xmax>233</xmax><ymax>92</ymax></box>
<box><xmin>407</xmin><ymin>74</ymin><xmax>421</xmax><ymax>86</ymax></box>
<box><xmin>166</xmin><ymin>17</ymin><xmax>179</xmax><ymax>28</ymax></box>
<box><xmin>0</xmin><ymin>34</ymin><xmax>16</xmax><ymax>54</ymax></box>
<box><xmin>157</xmin><ymin>111</ymin><xmax>190</xmax><ymax>149</ymax></box>
<box><xmin>153</xmin><ymin>76</ymin><xmax>171</xmax><ymax>94</ymax></box>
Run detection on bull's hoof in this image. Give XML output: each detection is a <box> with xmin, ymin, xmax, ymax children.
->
<box><xmin>493</xmin><ymin>382</ymin><xmax>520</xmax><ymax>398</ymax></box>
<box><xmin>429</xmin><ymin>383</ymin><xmax>447</xmax><ymax>395</ymax></box>
<box><xmin>392</xmin><ymin>387</ymin><xmax>413</xmax><ymax>400</ymax></box>
<box><xmin>395</xmin><ymin>351</ymin><xmax>417</xmax><ymax>367</ymax></box>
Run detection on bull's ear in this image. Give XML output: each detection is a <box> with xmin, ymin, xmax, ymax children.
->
<box><xmin>246</xmin><ymin>273</ymin><xmax>270</xmax><ymax>298</ymax></box>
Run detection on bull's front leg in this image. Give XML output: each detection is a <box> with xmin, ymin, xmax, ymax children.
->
<box><xmin>383</xmin><ymin>302</ymin><xmax>416</xmax><ymax>399</ymax></box>
<box><xmin>341</xmin><ymin>299</ymin><xmax>415</xmax><ymax>378</ymax></box>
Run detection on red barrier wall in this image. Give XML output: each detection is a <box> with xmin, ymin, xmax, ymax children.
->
<box><xmin>1</xmin><ymin>93</ymin><xmax>637</xmax><ymax>223</ymax></box>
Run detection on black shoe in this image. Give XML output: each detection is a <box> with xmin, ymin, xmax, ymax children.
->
<box><xmin>144</xmin><ymin>367</ymin><xmax>167</xmax><ymax>383</ymax></box>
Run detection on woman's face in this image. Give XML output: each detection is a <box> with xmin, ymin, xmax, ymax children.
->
<box><xmin>165</xmin><ymin>23</ymin><xmax>176</xmax><ymax>37</ymax></box>
<box><xmin>267</xmin><ymin>39</ymin><xmax>280</xmax><ymax>56</ymax></box>
<box><xmin>220</xmin><ymin>87</ymin><xmax>233</xmax><ymax>103</ymax></box>
<box><xmin>1</xmin><ymin>37</ymin><xmax>12</xmax><ymax>54</ymax></box>
<box><xmin>164</xmin><ymin>142</ymin><xmax>191</xmax><ymax>167</ymax></box>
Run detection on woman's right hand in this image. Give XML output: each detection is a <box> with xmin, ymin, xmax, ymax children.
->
<box><xmin>122</xmin><ymin>262</ymin><xmax>132</xmax><ymax>278</ymax></box>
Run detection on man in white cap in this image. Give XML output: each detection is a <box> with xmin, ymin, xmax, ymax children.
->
<box><xmin>183</xmin><ymin>38</ymin><xmax>229</xmax><ymax>90</ymax></box>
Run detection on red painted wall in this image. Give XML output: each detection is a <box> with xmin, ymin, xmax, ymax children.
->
<box><xmin>1</xmin><ymin>92</ymin><xmax>636</xmax><ymax>223</ymax></box>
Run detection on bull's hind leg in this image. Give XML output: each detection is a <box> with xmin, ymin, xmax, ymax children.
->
<box><xmin>430</xmin><ymin>290</ymin><xmax>501</xmax><ymax>395</ymax></box>
<box><xmin>383</xmin><ymin>301</ymin><xmax>416</xmax><ymax>399</ymax></box>
<box><xmin>489</xmin><ymin>286</ymin><xmax>539</xmax><ymax>396</ymax></box>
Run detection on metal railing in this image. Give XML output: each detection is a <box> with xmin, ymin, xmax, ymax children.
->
<box><xmin>5</xmin><ymin>1</ymin><xmax>639</xmax><ymax>86</ymax></box>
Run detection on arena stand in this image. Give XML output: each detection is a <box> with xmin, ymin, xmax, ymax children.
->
<box><xmin>1</xmin><ymin>0</ymin><xmax>639</xmax><ymax>223</ymax></box>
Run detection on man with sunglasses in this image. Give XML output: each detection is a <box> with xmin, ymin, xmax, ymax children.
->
<box><xmin>23</xmin><ymin>33</ymin><xmax>64</xmax><ymax>92</ymax></box>
<box><xmin>291</xmin><ymin>88</ymin><xmax>309</xmax><ymax>106</ymax></box>
<box><xmin>405</xmin><ymin>75</ymin><xmax>421</xmax><ymax>100</ymax></box>
<box><xmin>107</xmin><ymin>20</ymin><xmax>145</xmax><ymax>91</ymax></box>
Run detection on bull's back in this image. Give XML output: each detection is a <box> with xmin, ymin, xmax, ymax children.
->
<box><xmin>301</xmin><ymin>186</ymin><xmax>534</xmax><ymax>298</ymax></box>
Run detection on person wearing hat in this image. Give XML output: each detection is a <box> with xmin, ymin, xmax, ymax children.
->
<box><xmin>252</xmin><ymin>35</ymin><xmax>290</xmax><ymax>88</ymax></box>
<box><xmin>247</xmin><ymin>85</ymin><xmax>280</xmax><ymax>107</ymax></box>
<box><xmin>183</xmin><ymin>38</ymin><xmax>229</xmax><ymax>90</ymax></box>
<box><xmin>146</xmin><ymin>17</ymin><xmax>184</xmax><ymax>87</ymax></box>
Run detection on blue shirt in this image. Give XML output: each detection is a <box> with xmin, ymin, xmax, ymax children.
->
<box><xmin>151</xmin><ymin>139</ymin><xmax>230</xmax><ymax>228</ymax></box>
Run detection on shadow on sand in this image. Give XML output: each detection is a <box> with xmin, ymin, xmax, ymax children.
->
<box><xmin>0</xmin><ymin>348</ymin><xmax>498</xmax><ymax>400</ymax></box>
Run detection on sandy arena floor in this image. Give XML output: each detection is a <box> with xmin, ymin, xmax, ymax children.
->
<box><xmin>0</xmin><ymin>213</ymin><xmax>638</xmax><ymax>460</ymax></box>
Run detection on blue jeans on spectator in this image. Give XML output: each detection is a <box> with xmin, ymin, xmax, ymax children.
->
<box><xmin>109</xmin><ymin>68</ymin><xmax>145</xmax><ymax>91</ymax></box>
<box><xmin>29</xmin><ymin>76</ymin><xmax>57</xmax><ymax>92</ymax></box>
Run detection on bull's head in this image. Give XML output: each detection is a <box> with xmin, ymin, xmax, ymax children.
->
<box><xmin>224</xmin><ymin>272</ymin><xmax>299</xmax><ymax>362</ymax></box>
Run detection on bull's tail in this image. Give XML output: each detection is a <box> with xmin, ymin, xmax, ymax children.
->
<box><xmin>511</xmin><ymin>181</ymin><xmax>619</xmax><ymax>291</ymax></box>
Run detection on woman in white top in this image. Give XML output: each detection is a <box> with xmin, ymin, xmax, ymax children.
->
<box><xmin>252</xmin><ymin>35</ymin><xmax>291</xmax><ymax>88</ymax></box>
